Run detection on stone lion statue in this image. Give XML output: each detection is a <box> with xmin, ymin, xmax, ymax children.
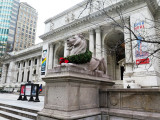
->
<box><xmin>66</xmin><ymin>34</ymin><xmax>107</xmax><ymax>75</ymax></box>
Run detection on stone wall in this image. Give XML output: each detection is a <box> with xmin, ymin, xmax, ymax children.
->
<box><xmin>100</xmin><ymin>89</ymin><xmax>160</xmax><ymax>120</ymax></box>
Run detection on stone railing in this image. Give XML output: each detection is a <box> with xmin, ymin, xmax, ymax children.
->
<box><xmin>100</xmin><ymin>89</ymin><xmax>160</xmax><ymax>120</ymax></box>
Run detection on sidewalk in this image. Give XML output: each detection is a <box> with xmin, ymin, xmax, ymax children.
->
<box><xmin>0</xmin><ymin>93</ymin><xmax>44</xmax><ymax>111</ymax></box>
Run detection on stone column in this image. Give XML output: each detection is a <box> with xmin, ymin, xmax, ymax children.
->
<box><xmin>18</xmin><ymin>62</ymin><xmax>22</xmax><ymax>83</ymax></box>
<box><xmin>89</xmin><ymin>29</ymin><xmax>95</xmax><ymax>57</ymax></box>
<box><xmin>64</xmin><ymin>41</ymin><xmax>68</xmax><ymax>57</ymax></box>
<box><xmin>53</xmin><ymin>43</ymin><xmax>60</xmax><ymax>67</ymax></box>
<box><xmin>95</xmin><ymin>27</ymin><xmax>102</xmax><ymax>59</ymax></box>
<box><xmin>29</xmin><ymin>58</ymin><xmax>34</xmax><ymax>82</ymax></box>
<box><xmin>36</xmin><ymin>56</ymin><xmax>40</xmax><ymax>81</ymax></box>
<box><xmin>1</xmin><ymin>64</ymin><xmax>7</xmax><ymax>84</ymax></box>
<box><xmin>48</xmin><ymin>44</ymin><xmax>53</xmax><ymax>69</ymax></box>
<box><xmin>7</xmin><ymin>62</ymin><xmax>16</xmax><ymax>84</ymax></box>
<box><xmin>13</xmin><ymin>63</ymin><xmax>18</xmax><ymax>83</ymax></box>
<box><xmin>39</xmin><ymin>56</ymin><xmax>42</xmax><ymax>78</ymax></box>
<box><xmin>24</xmin><ymin>60</ymin><xmax>27</xmax><ymax>82</ymax></box>
<box><xmin>124</xmin><ymin>17</ymin><xmax>133</xmax><ymax>73</ymax></box>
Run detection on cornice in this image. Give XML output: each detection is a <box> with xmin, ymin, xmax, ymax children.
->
<box><xmin>4</xmin><ymin>43</ymin><xmax>43</xmax><ymax>63</ymax></box>
<box><xmin>40</xmin><ymin>0</ymin><xmax>159</xmax><ymax>40</ymax></box>
<box><xmin>146</xmin><ymin>0</ymin><xmax>159</xmax><ymax>16</ymax></box>
<box><xmin>44</xmin><ymin>0</ymin><xmax>88</xmax><ymax>24</ymax></box>
<box><xmin>40</xmin><ymin>0</ymin><xmax>136</xmax><ymax>40</ymax></box>
<box><xmin>4</xmin><ymin>50</ymin><xmax>42</xmax><ymax>64</ymax></box>
<box><xmin>12</xmin><ymin>43</ymin><xmax>43</xmax><ymax>57</ymax></box>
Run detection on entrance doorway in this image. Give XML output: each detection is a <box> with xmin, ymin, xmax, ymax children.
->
<box><xmin>54</xmin><ymin>46</ymin><xmax>64</xmax><ymax>66</ymax></box>
<box><xmin>120</xmin><ymin>66</ymin><xmax>125</xmax><ymax>80</ymax></box>
<box><xmin>104</xmin><ymin>30</ymin><xmax>125</xmax><ymax>80</ymax></box>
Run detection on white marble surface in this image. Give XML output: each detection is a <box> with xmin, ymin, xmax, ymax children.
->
<box><xmin>0</xmin><ymin>116</ymin><xmax>9</xmax><ymax>120</ymax></box>
<box><xmin>0</xmin><ymin>93</ymin><xmax>44</xmax><ymax>111</ymax></box>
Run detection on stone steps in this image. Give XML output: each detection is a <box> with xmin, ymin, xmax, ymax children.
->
<box><xmin>113</xmin><ymin>80</ymin><xmax>124</xmax><ymax>88</ymax></box>
<box><xmin>0</xmin><ymin>103</ymin><xmax>38</xmax><ymax>120</ymax></box>
<box><xmin>0</xmin><ymin>116</ymin><xmax>9</xmax><ymax>120</ymax></box>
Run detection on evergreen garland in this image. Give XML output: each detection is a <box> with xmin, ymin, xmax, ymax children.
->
<box><xmin>65</xmin><ymin>50</ymin><xmax>92</xmax><ymax>64</ymax></box>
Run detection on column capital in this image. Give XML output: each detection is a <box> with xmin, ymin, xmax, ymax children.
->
<box><xmin>30</xmin><ymin>58</ymin><xmax>34</xmax><ymax>61</ymax></box>
<box><xmin>95</xmin><ymin>26</ymin><xmax>102</xmax><ymax>33</ymax></box>
<box><xmin>50</xmin><ymin>43</ymin><xmax>53</xmax><ymax>46</ymax></box>
<box><xmin>88</xmin><ymin>29</ymin><xmax>94</xmax><ymax>35</ymax></box>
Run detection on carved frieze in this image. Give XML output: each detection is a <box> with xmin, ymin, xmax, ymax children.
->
<box><xmin>65</xmin><ymin>12</ymin><xmax>75</xmax><ymax>24</ymax></box>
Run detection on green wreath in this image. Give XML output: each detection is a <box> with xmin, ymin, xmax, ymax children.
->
<box><xmin>65</xmin><ymin>50</ymin><xmax>92</xmax><ymax>64</ymax></box>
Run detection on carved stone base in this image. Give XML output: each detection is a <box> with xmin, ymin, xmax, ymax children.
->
<box><xmin>38</xmin><ymin>108</ymin><xmax>101</xmax><ymax>120</ymax></box>
<box><xmin>37</xmin><ymin>64</ymin><xmax>114</xmax><ymax>120</ymax></box>
<box><xmin>49</xmin><ymin>63</ymin><xmax>110</xmax><ymax>78</ymax></box>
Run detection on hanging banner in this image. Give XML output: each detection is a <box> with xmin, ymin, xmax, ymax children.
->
<box><xmin>41</xmin><ymin>49</ymin><xmax>47</xmax><ymax>75</ymax></box>
<box><xmin>134</xmin><ymin>21</ymin><xmax>150</xmax><ymax>65</ymax></box>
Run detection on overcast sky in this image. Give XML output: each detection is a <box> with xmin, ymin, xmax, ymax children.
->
<box><xmin>19</xmin><ymin>0</ymin><xmax>160</xmax><ymax>44</ymax></box>
<box><xmin>20</xmin><ymin>0</ymin><xmax>84</xmax><ymax>44</ymax></box>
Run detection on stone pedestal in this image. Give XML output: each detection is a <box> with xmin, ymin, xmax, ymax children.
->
<box><xmin>37</xmin><ymin>64</ymin><xmax>114</xmax><ymax>120</ymax></box>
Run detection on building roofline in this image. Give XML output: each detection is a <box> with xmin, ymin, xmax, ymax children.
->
<box><xmin>10</xmin><ymin>43</ymin><xmax>43</xmax><ymax>57</ymax></box>
<box><xmin>44</xmin><ymin>0</ymin><xmax>87</xmax><ymax>24</ymax></box>
<box><xmin>20</xmin><ymin>2</ymin><xmax>37</xmax><ymax>11</ymax></box>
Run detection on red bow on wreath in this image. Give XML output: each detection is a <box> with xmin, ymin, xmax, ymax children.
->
<box><xmin>59</xmin><ymin>57</ymin><xmax>69</xmax><ymax>64</ymax></box>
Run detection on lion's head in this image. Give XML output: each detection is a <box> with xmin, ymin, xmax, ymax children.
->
<box><xmin>66</xmin><ymin>34</ymin><xmax>87</xmax><ymax>56</ymax></box>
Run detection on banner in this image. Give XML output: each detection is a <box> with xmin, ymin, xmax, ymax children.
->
<box><xmin>21</xmin><ymin>85</ymin><xmax>25</xmax><ymax>95</ymax></box>
<box><xmin>32</xmin><ymin>85</ymin><xmax>37</xmax><ymax>96</ymax></box>
<box><xmin>25</xmin><ymin>85</ymin><xmax>31</xmax><ymax>96</ymax></box>
<box><xmin>134</xmin><ymin>21</ymin><xmax>149</xmax><ymax>65</ymax></box>
<box><xmin>41</xmin><ymin>49</ymin><xmax>47</xmax><ymax>75</ymax></box>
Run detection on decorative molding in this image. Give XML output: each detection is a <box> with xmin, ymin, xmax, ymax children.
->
<box><xmin>40</xmin><ymin>0</ymin><xmax>147</xmax><ymax>40</ymax></box>
<box><xmin>44</xmin><ymin>0</ymin><xmax>89</xmax><ymax>23</ymax></box>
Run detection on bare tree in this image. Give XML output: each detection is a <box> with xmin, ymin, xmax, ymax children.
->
<box><xmin>76</xmin><ymin>0</ymin><xmax>160</xmax><ymax>68</ymax></box>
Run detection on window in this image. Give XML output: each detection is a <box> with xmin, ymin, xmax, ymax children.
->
<box><xmin>20</xmin><ymin>42</ymin><xmax>22</xmax><ymax>47</ymax></box>
<box><xmin>18</xmin><ymin>63</ymin><xmax>20</xmax><ymax>68</ymax></box>
<box><xmin>29</xmin><ymin>60</ymin><xmax>31</xmax><ymax>66</ymax></box>
<box><xmin>23</xmin><ymin>62</ymin><xmax>25</xmax><ymax>67</ymax></box>
<box><xmin>27</xmin><ymin>71</ymin><xmax>30</xmax><ymax>82</ymax></box>
<box><xmin>35</xmin><ymin>59</ymin><xmax>37</xmax><ymax>65</ymax></box>
<box><xmin>33</xmin><ymin>69</ymin><xmax>36</xmax><ymax>74</ymax></box>
<box><xmin>22</xmin><ymin>72</ymin><xmax>24</xmax><ymax>82</ymax></box>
